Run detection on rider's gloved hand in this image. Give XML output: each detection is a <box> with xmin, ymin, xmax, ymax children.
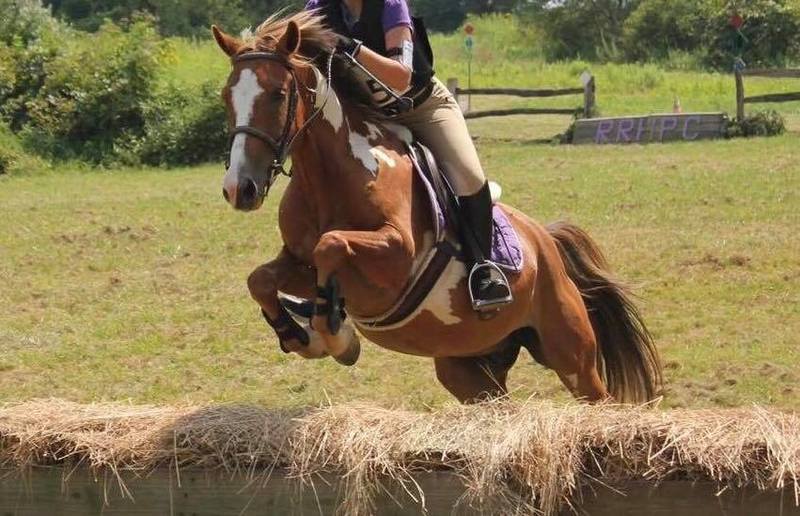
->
<box><xmin>336</xmin><ymin>35</ymin><xmax>362</xmax><ymax>58</ymax></box>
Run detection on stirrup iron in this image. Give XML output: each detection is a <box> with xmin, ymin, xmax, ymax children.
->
<box><xmin>468</xmin><ymin>261</ymin><xmax>513</xmax><ymax>313</ymax></box>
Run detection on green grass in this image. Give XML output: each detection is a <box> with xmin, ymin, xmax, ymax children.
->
<box><xmin>2</xmin><ymin>15</ymin><xmax>799</xmax><ymax>410</ymax></box>
<box><xmin>1</xmin><ymin>135</ymin><xmax>798</xmax><ymax>409</ymax></box>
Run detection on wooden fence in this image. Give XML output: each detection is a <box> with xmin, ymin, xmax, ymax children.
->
<box><xmin>735</xmin><ymin>68</ymin><xmax>800</xmax><ymax>120</ymax></box>
<box><xmin>446</xmin><ymin>74</ymin><xmax>595</xmax><ymax>120</ymax></box>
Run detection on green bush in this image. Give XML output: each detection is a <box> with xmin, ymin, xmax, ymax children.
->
<box><xmin>22</xmin><ymin>19</ymin><xmax>166</xmax><ymax>162</ymax></box>
<box><xmin>522</xmin><ymin>0</ymin><xmax>639</xmax><ymax>61</ymax></box>
<box><xmin>623</xmin><ymin>0</ymin><xmax>800</xmax><ymax>69</ymax></box>
<box><xmin>726</xmin><ymin>110</ymin><xmax>786</xmax><ymax>138</ymax></box>
<box><xmin>703</xmin><ymin>0</ymin><xmax>800</xmax><ymax>69</ymax></box>
<box><xmin>0</xmin><ymin>123</ymin><xmax>48</xmax><ymax>175</ymax></box>
<box><xmin>0</xmin><ymin>1</ymin><xmax>65</xmax><ymax>130</ymax></box>
<box><xmin>0</xmin><ymin>0</ymin><xmax>60</xmax><ymax>45</ymax></box>
<box><xmin>622</xmin><ymin>0</ymin><xmax>707</xmax><ymax>62</ymax></box>
<box><xmin>411</xmin><ymin>0</ymin><xmax>468</xmax><ymax>32</ymax></box>
<box><xmin>126</xmin><ymin>81</ymin><xmax>227</xmax><ymax>167</ymax></box>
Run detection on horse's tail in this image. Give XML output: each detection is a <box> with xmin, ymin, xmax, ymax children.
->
<box><xmin>546</xmin><ymin>221</ymin><xmax>663</xmax><ymax>403</ymax></box>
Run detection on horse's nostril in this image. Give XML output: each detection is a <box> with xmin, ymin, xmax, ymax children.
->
<box><xmin>222</xmin><ymin>188</ymin><xmax>230</xmax><ymax>202</ymax></box>
<box><xmin>241</xmin><ymin>179</ymin><xmax>257</xmax><ymax>203</ymax></box>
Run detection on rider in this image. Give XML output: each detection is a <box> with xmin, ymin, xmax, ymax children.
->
<box><xmin>304</xmin><ymin>0</ymin><xmax>513</xmax><ymax>312</ymax></box>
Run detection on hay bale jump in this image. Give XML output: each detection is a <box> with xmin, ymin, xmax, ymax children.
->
<box><xmin>1</xmin><ymin>399</ymin><xmax>798</xmax><ymax>515</ymax></box>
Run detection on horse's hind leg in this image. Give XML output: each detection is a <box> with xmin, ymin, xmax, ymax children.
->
<box><xmin>533</xmin><ymin>256</ymin><xmax>609</xmax><ymax>402</ymax></box>
<box><xmin>434</xmin><ymin>342</ymin><xmax>521</xmax><ymax>403</ymax></box>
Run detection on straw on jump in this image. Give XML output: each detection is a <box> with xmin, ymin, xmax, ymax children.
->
<box><xmin>0</xmin><ymin>398</ymin><xmax>797</xmax><ymax>515</ymax></box>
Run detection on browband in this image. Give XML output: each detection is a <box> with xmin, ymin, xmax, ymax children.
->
<box><xmin>233</xmin><ymin>51</ymin><xmax>293</xmax><ymax>68</ymax></box>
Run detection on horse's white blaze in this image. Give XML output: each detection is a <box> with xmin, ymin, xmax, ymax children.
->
<box><xmin>370</xmin><ymin>148</ymin><xmax>396</xmax><ymax>168</ymax></box>
<box><xmin>349</xmin><ymin>130</ymin><xmax>379</xmax><ymax>173</ymax></box>
<box><xmin>423</xmin><ymin>258</ymin><xmax>465</xmax><ymax>325</ymax></box>
<box><xmin>225</xmin><ymin>69</ymin><xmax>264</xmax><ymax>191</ymax></box>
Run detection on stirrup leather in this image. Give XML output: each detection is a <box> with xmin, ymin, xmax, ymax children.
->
<box><xmin>468</xmin><ymin>261</ymin><xmax>513</xmax><ymax>312</ymax></box>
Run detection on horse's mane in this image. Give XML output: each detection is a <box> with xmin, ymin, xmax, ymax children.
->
<box><xmin>240</xmin><ymin>10</ymin><xmax>337</xmax><ymax>66</ymax></box>
<box><xmin>239</xmin><ymin>10</ymin><xmax>380</xmax><ymax>116</ymax></box>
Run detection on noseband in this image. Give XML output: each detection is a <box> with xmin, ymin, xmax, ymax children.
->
<box><xmin>226</xmin><ymin>51</ymin><xmax>333</xmax><ymax>189</ymax></box>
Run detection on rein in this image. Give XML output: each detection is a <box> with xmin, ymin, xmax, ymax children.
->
<box><xmin>226</xmin><ymin>51</ymin><xmax>334</xmax><ymax>189</ymax></box>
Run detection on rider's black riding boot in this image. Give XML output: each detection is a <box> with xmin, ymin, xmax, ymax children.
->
<box><xmin>457</xmin><ymin>181</ymin><xmax>513</xmax><ymax>313</ymax></box>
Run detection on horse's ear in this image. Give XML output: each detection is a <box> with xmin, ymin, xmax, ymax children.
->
<box><xmin>212</xmin><ymin>25</ymin><xmax>241</xmax><ymax>57</ymax></box>
<box><xmin>278</xmin><ymin>21</ymin><xmax>301</xmax><ymax>55</ymax></box>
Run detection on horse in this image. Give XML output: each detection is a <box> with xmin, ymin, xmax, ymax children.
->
<box><xmin>212</xmin><ymin>11</ymin><xmax>662</xmax><ymax>404</ymax></box>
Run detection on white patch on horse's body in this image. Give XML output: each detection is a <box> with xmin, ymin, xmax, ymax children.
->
<box><xmin>422</xmin><ymin>258</ymin><xmax>465</xmax><ymax>325</ymax></box>
<box><xmin>383</xmin><ymin>122</ymin><xmax>413</xmax><ymax>145</ymax></box>
<box><xmin>314</xmin><ymin>68</ymin><xmax>343</xmax><ymax>132</ymax></box>
<box><xmin>349</xmin><ymin>130</ymin><xmax>379</xmax><ymax>174</ymax></box>
<box><xmin>364</xmin><ymin>122</ymin><xmax>383</xmax><ymax>141</ymax></box>
<box><xmin>225</xmin><ymin>69</ymin><xmax>264</xmax><ymax>190</ymax></box>
<box><xmin>370</xmin><ymin>147</ymin><xmax>396</xmax><ymax>168</ymax></box>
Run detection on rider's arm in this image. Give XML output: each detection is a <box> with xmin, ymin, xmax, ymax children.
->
<box><xmin>353</xmin><ymin>26</ymin><xmax>413</xmax><ymax>93</ymax></box>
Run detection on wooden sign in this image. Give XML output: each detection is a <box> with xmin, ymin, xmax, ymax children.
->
<box><xmin>572</xmin><ymin>113</ymin><xmax>727</xmax><ymax>145</ymax></box>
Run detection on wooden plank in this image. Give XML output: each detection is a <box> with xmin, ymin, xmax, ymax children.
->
<box><xmin>583</xmin><ymin>75</ymin><xmax>596</xmax><ymax>118</ymax></box>
<box><xmin>464</xmin><ymin>107</ymin><xmax>578</xmax><ymax>119</ymax></box>
<box><xmin>744</xmin><ymin>91</ymin><xmax>800</xmax><ymax>103</ymax></box>
<box><xmin>456</xmin><ymin>87</ymin><xmax>583</xmax><ymax>98</ymax></box>
<box><xmin>572</xmin><ymin>113</ymin><xmax>727</xmax><ymax>145</ymax></box>
<box><xmin>735</xmin><ymin>69</ymin><xmax>745</xmax><ymax>120</ymax></box>
<box><xmin>743</xmin><ymin>68</ymin><xmax>800</xmax><ymax>78</ymax></box>
<box><xmin>1</xmin><ymin>468</ymin><xmax>796</xmax><ymax>516</ymax></box>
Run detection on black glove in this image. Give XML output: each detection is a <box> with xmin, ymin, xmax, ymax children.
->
<box><xmin>336</xmin><ymin>35</ymin><xmax>363</xmax><ymax>58</ymax></box>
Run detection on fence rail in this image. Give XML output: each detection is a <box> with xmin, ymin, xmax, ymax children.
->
<box><xmin>447</xmin><ymin>74</ymin><xmax>595</xmax><ymax>120</ymax></box>
<box><xmin>735</xmin><ymin>68</ymin><xmax>800</xmax><ymax>120</ymax></box>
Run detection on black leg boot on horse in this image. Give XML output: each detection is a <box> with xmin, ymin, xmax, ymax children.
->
<box><xmin>457</xmin><ymin>181</ymin><xmax>513</xmax><ymax>316</ymax></box>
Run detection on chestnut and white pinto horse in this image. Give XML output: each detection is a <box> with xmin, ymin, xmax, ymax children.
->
<box><xmin>212</xmin><ymin>13</ymin><xmax>662</xmax><ymax>403</ymax></box>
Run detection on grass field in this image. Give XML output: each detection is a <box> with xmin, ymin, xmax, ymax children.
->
<box><xmin>1</xmin><ymin>16</ymin><xmax>799</xmax><ymax>410</ymax></box>
<box><xmin>1</xmin><ymin>133</ymin><xmax>798</xmax><ymax>409</ymax></box>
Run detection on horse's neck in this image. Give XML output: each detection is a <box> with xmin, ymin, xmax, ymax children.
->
<box><xmin>289</xmin><ymin>66</ymin><xmax>375</xmax><ymax>226</ymax></box>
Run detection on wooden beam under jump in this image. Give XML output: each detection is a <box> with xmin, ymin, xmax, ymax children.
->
<box><xmin>455</xmin><ymin>86</ymin><xmax>584</xmax><ymax>98</ymax></box>
<box><xmin>464</xmin><ymin>107</ymin><xmax>578</xmax><ymax>119</ymax></box>
<box><xmin>745</xmin><ymin>92</ymin><xmax>800</xmax><ymax>104</ymax></box>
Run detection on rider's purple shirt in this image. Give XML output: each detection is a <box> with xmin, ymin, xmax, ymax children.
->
<box><xmin>305</xmin><ymin>0</ymin><xmax>412</xmax><ymax>33</ymax></box>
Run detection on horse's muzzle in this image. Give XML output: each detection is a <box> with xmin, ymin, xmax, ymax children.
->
<box><xmin>223</xmin><ymin>177</ymin><xmax>263</xmax><ymax>211</ymax></box>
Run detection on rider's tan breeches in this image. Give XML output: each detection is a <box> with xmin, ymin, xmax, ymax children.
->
<box><xmin>392</xmin><ymin>78</ymin><xmax>486</xmax><ymax>196</ymax></box>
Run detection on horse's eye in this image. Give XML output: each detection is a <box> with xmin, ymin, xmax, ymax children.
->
<box><xmin>272</xmin><ymin>90</ymin><xmax>287</xmax><ymax>100</ymax></box>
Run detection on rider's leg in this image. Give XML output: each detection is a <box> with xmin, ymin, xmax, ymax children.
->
<box><xmin>394</xmin><ymin>78</ymin><xmax>512</xmax><ymax>310</ymax></box>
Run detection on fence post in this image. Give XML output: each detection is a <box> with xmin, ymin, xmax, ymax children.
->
<box><xmin>582</xmin><ymin>73</ymin><xmax>595</xmax><ymax>118</ymax></box>
<box><xmin>734</xmin><ymin>69</ymin><xmax>745</xmax><ymax>121</ymax></box>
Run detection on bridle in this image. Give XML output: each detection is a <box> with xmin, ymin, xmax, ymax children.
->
<box><xmin>226</xmin><ymin>50</ymin><xmax>334</xmax><ymax>190</ymax></box>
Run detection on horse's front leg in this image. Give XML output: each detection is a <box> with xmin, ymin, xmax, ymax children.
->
<box><xmin>247</xmin><ymin>247</ymin><xmax>328</xmax><ymax>360</ymax></box>
<box><xmin>312</xmin><ymin>225</ymin><xmax>412</xmax><ymax>359</ymax></box>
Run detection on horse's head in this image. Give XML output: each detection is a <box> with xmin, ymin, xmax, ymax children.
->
<box><xmin>214</xmin><ymin>21</ymin><xmax>304</xmax><ymax>211</ymax></box>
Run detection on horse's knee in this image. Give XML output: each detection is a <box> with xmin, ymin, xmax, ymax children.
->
<box><xmin>247</xmin><ymin>266</ymin><xmax>276</xmax><ymax>302</ymax></box>
<box><xmin>313</xmin><ymin>231</ymin><xmax>351</xmax><ymax>272</ymax></box>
